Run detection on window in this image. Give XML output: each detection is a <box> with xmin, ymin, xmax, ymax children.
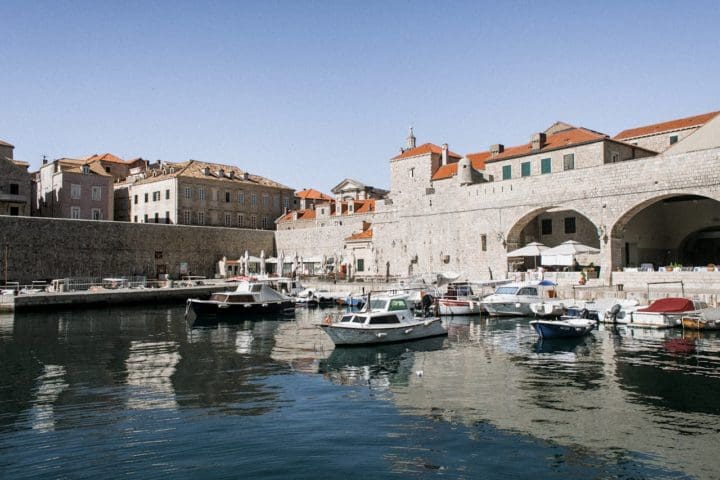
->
<box><xmin>212</xmin><ymin>189</ymin><xmax>218</xmax><ymax>201</ymax></box>
<box><xmin>237</xmin><ymin>214</ymin><xmax>244</xmax><ymax>227</ymax></box>
<box><xmin>670</xmin><ymin>135</ymin><xmax>679</xmax><ymax>145</ymax></box>
<box><xmin>540</xmin><ymin>157</ymin><xmax>551</xmax><ymax>174</ymax></box>
<box><xmin>185</xmin><ymin>187</ymin><xmax>192</xmax><ymax>199</ymax></box>
<box><xmin>184</xmin><ymin>210</ymin><xmax>192</xmax><ymax>224</ymax></box>
<box><xmin>283</xmin><ymin>196</ymin><xmax>289</xmax><ymax>209</ymax></box>
<box><xmin>154</xmin><ymin>212</ymin><xmax>159</xmax><ymax>223</ymax></box>
<box><xmin>273</xmin><ymin>194</ymin><xmax>280</xmax><ymax>209</ymax></box>
<box><xmin>10</xmin><ymin>206</ymin><xmax>19</xmax><ymax>216</ymax></box>
<box><xmin>502</xmin><ymin>165</ymin><xmax>512</xmax><ymax>180</ymax></box>
<box><xmin>199</xmin><ymin>187</ymin><xmax>206</xmax><ymax>201</ymax></box>
<box><xmin>261</xmin><ymin>216</ymin><xmax>269</xmax><ymax>229</ymax></box>
<box><xmin>92</xmin><ymin>209</ymin><xmax>102</xmax><ymax>220</ymax></box>
<box><xmin>262</xmin><ymin>194</ymin><xmax>269</xmax><ymax>208</ymax></box>
<box><xmin>611</xmin><ymin>151</ymin><xmax>620</xmax><ymax>163</ymax></box>
<box><xmin>225</xmin><ymin>191</ymin><xmax>231</xmax><ymax>202</ymax></box>
<box><xmin>563</xmin><ymin>153</ymin><xmax>575</xmax><ymax>170</ymax></box>
<box><xmin>251</xmin><ymin>193</ymin><xmax>257</xmax><ymax>206</ymax></box>
<box><xmin>238</xmin><ymin>190</ymin><xmax>245</xmax><ymax>204</ymax></box>
<box><xmin>134</xmin><ymin>195</ymin><xmax>138</xmax><ymax>205</ymax></box>
<box><xmin>152</xmin><ymin>191</ymin><xmax>160</xmax><ymax>201</ymax></box>
<box><xmin>564</xmin><ymin>216</ymin><xmax>576</xmax><ymax>234</ymax></box>
<box><xmin>356</xmin><ymin>258</ymin><xmax>365</xmax><ymax>272</ymax></box>
<box><xmin>517</xmin><ymin>287</ymin><xmax>538</xmax><ymax>296</ymax></box>
<box><xmin>71</xmin><ymin>184</ymin><xmax>81</xmax><ymax>199</ymax></box>
<box><xmin>134</xmin><ymin>215</ymin><xmax>138</xmax><ymax>223</ymax></box>
<box><xmin>165</xmin><ymin>211</ymin><xmax>170</xmax><ymax>223</ymax></box>
<box><xmin>82</xmin><ymin>165</ymin><xmax>90</xmax><ymax>175</ymax></box>
<box><xmin>144</xmin><ymin>214</ymin><xmax>148</xmax><ymax>223</ymax></box>
<box><xmin>541</xmin><ymin>219</ymin><xmax>552</xmax><ymax>235</ymax></box>
<box><xmin>369</xmin><ymin>315</ymin><xmax>401</xmax><ymax>325</ymax></box>
<box><xmin>71</xmin><ymin>207</ymin><xmax>80</xmax><ymax>218</ymax></box>
<box><xmin>165</xmin><ymin>189</ymin><xmax>170</xmax><ymax>200</ymax></box>
<box><xmin>251</xmin><ymin>215</ymin><xmax>257</xmax><ymax>228</ymax></box>
<box><xmin>225</xmin><ymin>213</ymin><xmax>231</xmax><ymax>226</ymax></box>
<box><xmin>521</xmin><ymin>161</ymin><xmax>531</xmax><ymax>177</ymax></box>
<box><xmin>409</xmin><ymin>167</ymin><xmax>415</xmax><ymax>178</ymax></box>
<box><xmin>105</xmin><ymin>166</ymin><xmax>111</xmax><ymax>173</ymax></box>
<box><xmin>481</xmin><ymin>234</ymin><xmax>487</xmax><ymax>252</ymax></box>
<box><xmin>144</xmin><ymin>193</ymin><xmax>149</xmax><ymax>203</ymax></box>
<box><xmin>197</xmin><ymin>211</ymin><xmax>206</xmax><ymax>225</ymax></box>
<box><xmin>9</xmin><ymin>183</ymin><xmax>19</xmax><ymax>195</ymax></box>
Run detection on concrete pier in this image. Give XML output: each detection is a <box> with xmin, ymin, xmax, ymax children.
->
<box><xmin>1</xmin><ymin>284</ymin><xmax>232</xmax><ymax>312</ymax></box>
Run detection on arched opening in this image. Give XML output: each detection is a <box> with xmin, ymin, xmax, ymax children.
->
<box><xmin>505</xmin><ymin>207</ymin><xmax>600</xmax><ymax>271</ymax></box>
<box><xmin>612</xmin><ymin>194</ymin><xmax>720</xmax><ymax>269</ymax></box>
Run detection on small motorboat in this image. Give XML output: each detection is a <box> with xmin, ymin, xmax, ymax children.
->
<box><xmin>481</xmin><ymin>280</ymin><xmax>557</xmax><ymax>317</ymax></box>
<box><xmin>529</xmin><ymin>300</ymin><xmax>566</xmax><ymax>318</ymax></box>
<box><xmin>681</xmin><ymin>307</ymin><xmax>720</xmax><ymax>330</ymax></box>
<box><xmin>612</xmin><ymin>297</ymin><xmax>707</xmax><ymax>329</ymax></box>
<box><xmin>530</xmin><ymin>317</ymin><xmax>596</xmax><ymax>339</ymax></box>
<box><xmin>320</xmin><ymin>294</ymin><xmax>447</xmax><ymax>346</ymax></box>
<box><xmin>437</xmin><ymin>282</ymin><xmax>481</xmax><ymax>316</ymax></box>
<box><xmin>185</xmin><ymin>281</ymin><xmax>295</xmax><ymax>321</ymax></box>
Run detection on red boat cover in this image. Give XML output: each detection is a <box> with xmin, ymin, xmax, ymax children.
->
<box><xmin>638</xmin><ymin>297</ymin><xmax>695</xmax><ymax>313</ymax></box>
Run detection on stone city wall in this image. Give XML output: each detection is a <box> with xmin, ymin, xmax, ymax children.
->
<box><xmin>0</xmin><ymin>216</ymin><xmax>274</xmax><ymax>284</ymax></box>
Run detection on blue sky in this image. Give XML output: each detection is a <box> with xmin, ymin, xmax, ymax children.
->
<box><xmin>2</xmin><ymin>1</ymin><xmax>719</xmax><ymax>192</ymax></box>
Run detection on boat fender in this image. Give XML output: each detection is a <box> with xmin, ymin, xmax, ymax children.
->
<box><xmin>323</xmin><ymin>315</ymin><xmax>333</xmax><ymax>325</ymax></box>
<box><xmin>405</xmin><ymin>328</ymin><xmax>414</xmax><ymax>334</ymax></box>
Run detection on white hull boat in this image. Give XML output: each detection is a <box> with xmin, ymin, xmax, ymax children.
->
<box><xmin>605</xmin><ymin>297</ymin><xmax>707</xmax><ymax>329</ymax></box>
<box><xmin>529</xmin><ymin>300</ymin><xmax>566</xmax><ymax>318</ymax></box>
<box><xmin>438</xmin><ymin>298</ymin><xmax>481</xmax><ymax>316</ymax></box>
<box><xmin>482</xmin><ymin>280</ymin><xmax>557</xmax><ymax>317</ymax></box>
<box><xmin>320</xmin><ymin>294</ymin><xmax>447</xmax><ymax>346</ymax></box>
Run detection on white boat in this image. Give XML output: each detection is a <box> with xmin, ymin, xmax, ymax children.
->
<box><xmin>320</xmin><ymin>294</ymin><xmax>447</xmax><ymax>345</ymax></box>
<box><xmin>529</xmin><ymin>300</ymin><xmax>567</xmax><ymax>318</ymax></box>
<box><xmin>437</xmin><ymin>282</ymin><xmax>481</xmax><ymax>316</ymax></box>
<box><xmin>481</xmin><ymin>280</ymin><xmax>558</xmax><ymax>317</ymax></box>
<box><xmin>606</xmin><ymin>297</ymin><xmax>707</xmax><ymax>328</ymax></box>
<box><xmin>185</xmin><ymin>281</ymin><xmax>295</xmax><ymax>321</ymax></box>
<box><xmin>681</xmin><ymin>307</ymin><xmax>720</xmax><ymax>331</ymax></box>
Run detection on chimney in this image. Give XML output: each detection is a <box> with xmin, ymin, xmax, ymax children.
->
<box><xmin>228</xmin><ymin>170</ymin><xmax>235</xmax><ymax>179</ymax></box>
<box><xmin>531</xmin><ymin>132</ymin><xmax>546</xmax><ymax>151</ymax></box>
<box><xmin>42</xmin><ymin>155</ymin><xmax>48</xmax><ymax>165</ymax></box>
<box><xmin>218</xmin><ymin>169</ymin><xmax>224</xmax><ymax>178</ymax></box>
<box><xmin>441</xmin><ymin>143</ymin><xmax>448</xmax><ymax>166</ymax></box>
<box><xmin>490</xmin><ymin>144</ymin><xmax>504</xmax><ymax>158</ymax></box>
<box><xmin>242</xmin><ymin>172</ymin><xmax>249</xmax><ymax>180</ymax></box>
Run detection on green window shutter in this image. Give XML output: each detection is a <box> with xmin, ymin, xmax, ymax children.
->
<box><xmin>521</xmin><ymin>162</ymin><xmax>531</xmax><ymax>177</ymax></box>
<box><xmin>502</xmin><ymin>165</ymin><xmax>512</xmax><ymax>180</ymax></box>
<box><xmin>541</xmin><ymin>157</ymin><xmax>551</xmax><ymax>174</ymax></box>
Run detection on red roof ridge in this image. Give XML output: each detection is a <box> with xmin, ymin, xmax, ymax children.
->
<box><xmin>614</xmin><ymin>110</ymin><xmax>720</xmax><ymax>140</ymax></box>
<box><xmin>392</xmin><ymin>142</ymin><xmax>462</xmax><ymax>160</ymax></box>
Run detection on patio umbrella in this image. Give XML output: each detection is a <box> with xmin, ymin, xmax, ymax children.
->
<box><xmin>260</xmin><ymin>250</ymin><xmax>266</xmax><ymax>276</ymax></box>
<box><xmin>277</xmin><ymin>251</ymin><xmax>285</xmax><ymax>276</ymax></box>
<box><xmin>541</xmin><ymin>240</ymin><xmax>600</xmax><ymax>266</ymax></box>
<box><xmin>506</xmin><ymin>241</ymin><xmax>548</xmax><ymax>269</ymax></box>
<box><xmin>244</xmin><ymin>250</ymin><xmax>249</xmax><ymax>276</ymax></box>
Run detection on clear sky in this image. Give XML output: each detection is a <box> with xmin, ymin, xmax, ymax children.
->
<box><xmin>2</xmin><ymin>1</ymin><xmax>719</xmax><ymax>192</ymax></box>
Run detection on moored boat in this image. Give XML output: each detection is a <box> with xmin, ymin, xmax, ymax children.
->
<box><xmin>320</xmin><ymin>294</ymin><xmax>447</xmax><ymax>345</ymax></box>
<box><xmin>185</xmin><ymin>281</ymin><xmax>295</xmax><ymax>321</ymax></box>
<box><xmin>530</xmin><ymin>317</ymin><xmax>596</xmax><ymax>339</ymax></box>
<box><xmin>482</xmin><ymin>280</ymin><xmax>557</xmax><ymax>317</ymax></box>
<box><xmin>437</xmin><ymin>282</ymin><xmax>481</xmax><ymax>316</ymax></box>
<box><xmin>529</xmin><ymin>300</ymin><xmax>566</xmax><ymax>318</ymax></box>
<box><xmin>621</xmin><ymin>297</ymin><xmax>707</xmax><ymax>329</ymax></box>
<box><xmin>681</xmin><ymin>307</ymin><xmax>720</xmax><ymax>331</ymax></box>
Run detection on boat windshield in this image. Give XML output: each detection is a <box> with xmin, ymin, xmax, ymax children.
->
<box><xmin>340</xmin><ymin>315</ymin><xmax>354</xmax><ymax>323</ymax></box>
<box><xmin>517</xmin><ymin>287</ymin><xmax>538</xmax><ymax>296</ymax></box>
<box><xmin>495</xmin><ymin>286</ymin><xmax>519</xmax><ymax>295</ymax></box>
<box><xmin>368</xmin><ymin>299</ymin><xmax>389</xmax><ymax>310</ymax></box>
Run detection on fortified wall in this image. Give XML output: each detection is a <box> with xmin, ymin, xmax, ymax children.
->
<box><xmin>0</xmin><ymin>216</ymin><xmax>274</xmax><ymax>283</ymax></box>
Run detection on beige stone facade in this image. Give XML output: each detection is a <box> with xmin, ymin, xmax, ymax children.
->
<box><xmin>127</xmin><ymin>160</ymin><xmax>294</xmax><ymax>229</ymax></box>
<box><xmin>0</xmin><ymin>140</ymin><xmax>32</xmax><ymax>216</ymax></box>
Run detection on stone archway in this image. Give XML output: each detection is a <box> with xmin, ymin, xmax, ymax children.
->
<box><xmin>610</xmin><ymin>193</ymin><xmax>720</xmax><ymax>270</ymax></box>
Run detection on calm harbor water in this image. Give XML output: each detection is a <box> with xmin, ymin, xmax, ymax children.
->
<box><xmin>1</xmin><ymin>306</ymin><xmax>720</xmax><ymax>479</ymax></box>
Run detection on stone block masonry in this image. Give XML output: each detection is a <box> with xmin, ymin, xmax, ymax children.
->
<box><xmin>0</xmin><ymin>216</ymin><xmax>274</xmax><ymax>283</ymax></box>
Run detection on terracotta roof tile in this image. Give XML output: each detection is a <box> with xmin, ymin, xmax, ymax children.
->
<box><xmin>133</xmin><ymin>160</ymin><xmax>292</xmax><ymax>190</ymax></box>
<box><xmin>484</xmin><ymin>127</ymin><xmax>608</xmax><ymax>164</ymax></box>
<box><xmin>391</xmin><ymin>143</ymin><xmax>462</xmax><ymax>160</ymax></box>
<box><xmin>296</xmin><ymin>188</ymin><xmax>333</xmax><ymax>201</ymax></box>
<box><xmin>353</xmin><ymin>199</ymin><xmax>375</xmax><ymax>213</ymax></box>
<box><xmin>431</xmin><ymin>152</ymin><xmax>491</xmax><ymax>180</ymax></box>
<box><xmin>86</xmin><ymin>153</ymin><xmax>126</xmax><ymax>164</ymax></box>
<box><xmin>614</xmin><ymin>111</ymin><xmax>720</xmax><ymax>140</ymax></box>
<box><xmin>346</xmin><ymin>228</ymin><xmax>373</xmax><ymax>241</ymax></box>
<box><xmin>277</xmin><ymin>208</ymin><xmax>316</xmax><ymax>223</ymax></box>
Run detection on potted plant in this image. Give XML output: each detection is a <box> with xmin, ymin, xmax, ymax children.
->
<box><xmin>708</xmin><ymin>263</ymin><xmax>716</xmax><ymax>272</ymax></box>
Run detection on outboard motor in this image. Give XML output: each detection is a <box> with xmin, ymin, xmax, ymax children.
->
<box><xmin>421</xmin><ymin>293</ymin><xmax>434</xmax><ymax>317</ymax></box>
<box><xmin>608</xmin><ymin>303</ymin><xmax>622</xmax><ymax>324</ymax></box>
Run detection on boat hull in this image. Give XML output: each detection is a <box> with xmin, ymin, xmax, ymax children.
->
<box><xmin>321</xmin><ymin>319</ymin><xmax>447</xmax><ymax>345</ymax></box>
<box><xmin>530</xmin><ymin>319</ymin><xmax>595</xmax><ymax>338</ymax></box>
<box><xmin>187</xmin><ymin>299</ymin><xmax>295</xmax><ymax>319</ymax></box>
<box><xmin>483</xmin><ymin>301</ymin><xmax>533</xmax><ymax>317</ymax></box>
<box><xmin>438</xmin><ymin>299</ymin><xmax>481</xmax><ymax>316</ymax></box>
<box><xmin>681</xmin><ymin>316</ymin><xmax>720</xmax><ymax>331</ymax></box>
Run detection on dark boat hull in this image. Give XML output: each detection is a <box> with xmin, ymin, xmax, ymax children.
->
<box><xmin>530</xmin><ymin>319</ymin><xmax>595</xmax><ymax>339</ymax></box>
<box><xmin>186</xmin><ymin>299</ymin><xmax>295</xmax><ymax>320</ymax></box>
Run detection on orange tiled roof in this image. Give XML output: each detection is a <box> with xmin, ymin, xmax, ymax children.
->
<box><xmin>484</xmin><ymin>127</ymin><xmax>608</xmax><ymax>164</ymax></box>
<box><xmin>353</xmin><ymin>199</ymin><xmax>375</xmax><ymax>214</ymax></box>
<box><xmin>277</xmin><ymin>209</ymin><xmax>317</xmax><ymax>223</ymax></box>
<box><xmin>431</xmin><ymin>152</ymin><xmax>491</xmax><ymax>180</ymax></box>
<box><xmin>346</xmin><ymin>228</ymin><xmax>373</xmax><ymax>241</ymax></box>
<box><xmin>296</xmin><ymin>188</ymin><xmax>333</xmax><ymax>201</ymax></box>
<box><xmin>391</xmin><ymin>143</ymin><xmax>462</xmax><ymax>160</ymax></box>
<box><xmin>614</xmin><ymin>110</ymin><xmax>720</xmax><ymax>140</ymax></box>
<box><xmin>56</xmin><ymin>159</ymin><xmax>111</xmax><ymax>176</ymax></box>
<box><xmin>86</xmin><ymin>153</ymin><xmax>126</xmax><ymax>164</ymax></box>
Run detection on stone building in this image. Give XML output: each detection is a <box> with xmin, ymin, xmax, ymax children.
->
<box><xmin>295</xmin><ymin>188</ymin><xmax>332</xmax><ymax>210</ymax></box>
<box><xmin>33</xmin><ymin>158</ymin><xmax>114</xmax><ymax>220</ymax></box>
<box><xmin>614</xmin><ymin>110</ymin><xmax>719</xmax><ymax>153</ymax></box>
<box><xmin>0</xmin><ymin>139</ymin><xmax>32</xmax><ymax>216</ymax></box>
<box><xmin>331</xmin><ymin>178</ymin><xmax>388</xmax><ymax>201</ymax></box>
<box><xmin>276</xmin><ymin>109</ymin><xmax>720</xmax><ymax>285</ymax></box>
<box><xmin>127</xmin><ymin>160</ymin><xmax>294</xmax><ymax>229</ymax></box>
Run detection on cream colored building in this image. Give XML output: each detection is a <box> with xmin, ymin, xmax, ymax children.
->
<box><xmin>128</xmin><ymin>160</ymin><xmax>294</xmax><ymax>229</ymax></box>
<box><xmin>0</xmin><ymin>139</ymin><xmax>32</xmax><ymax>216</ymax></box>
